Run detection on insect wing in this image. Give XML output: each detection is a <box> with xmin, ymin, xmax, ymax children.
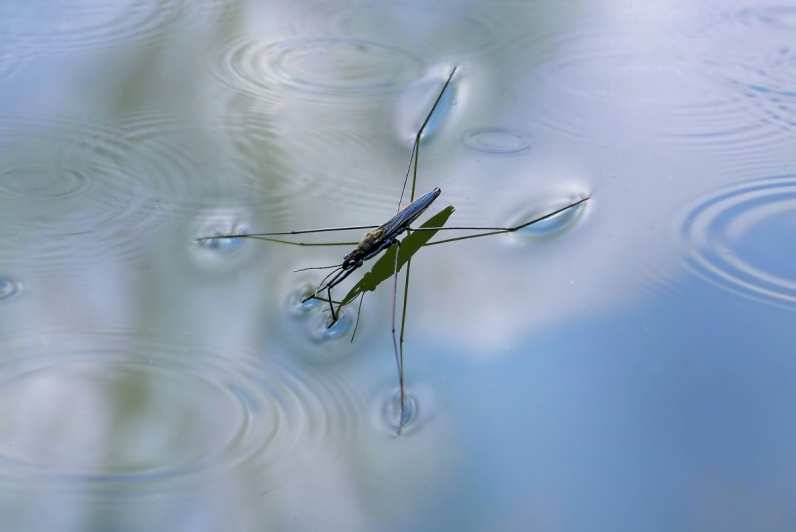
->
<box><xmin>381</xmin><ymin>188</ymin><xmax>441</xmax><ymax>238</ymax></box>
<box><xmin>340</xmin><ymin>205</ymin><xmax>454</xmax><ymax>306</ymax></box>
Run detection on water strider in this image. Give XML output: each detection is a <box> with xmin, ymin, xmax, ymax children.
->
<box><xmin>198</xmin><ymin>67</ymin><xmax>590</xmax><ymax>432</ymax></box>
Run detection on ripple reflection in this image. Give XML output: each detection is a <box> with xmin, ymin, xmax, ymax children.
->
<box><xmin>681</xmin><ymin>175</ymin><xmax>796</xmax><ymax>309</ymax></box>
<box><xmin>706</xmin><ymin>44</ymin><xmax>796</xmax><ymax>134</ymax></box>
<box><xmin>531</xmin><ymin>31</ymin><xmax>787</xmax><ymax>150</ymax></box>
<box><xmin>686</xmin><ymin>5</ymin><xmax>796</xmax><ymax>141</ymax></box>
<box><xmin>332</xmin><ymin>3</ymin><xmax>511</xmax><ymax>57</ymax></box>
<box><xmin>214</xmin><ymin>37</ymin><xmax>424</xmax><ymax>103</ymax></box>
<box><xmin>0</xmin><ymin>114</ymin><xmax>199</xmax><ymax>270</ymax></box>
<box><xmin>219</xmin><ymin>112</ymin><xmax>322</xmax><ymax>225</ymax></box>
<box><xmin>0</xmin><ymin>332</ymin><xmax>364</xmax><ymax>492</ymax></box>
<box><xmin>0</xmin><ymin>0</ymin><xmax>179</xmax><ymax>53</ymax></box>
<box><xmin>220</xmin><ymin>111</ymin><xmax>410</xmax><ymax>228</ymax></box>
<box><xmin>721</xmin><ymin>5</ymin><xmax>796</xmax><ymax>32</ymax></box>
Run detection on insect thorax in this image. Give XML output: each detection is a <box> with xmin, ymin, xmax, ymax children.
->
<box><xmin>357</xmin><ymin>227</ymin><xmax>385</xmax><ymax>252</ymax></box>
<box><xmin>342</xmin><ymin>227</ymin><xmax>385</xmax><ymax>267</ymax></box>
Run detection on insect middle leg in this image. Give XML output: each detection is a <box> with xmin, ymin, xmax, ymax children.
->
<box><xmin>327</xmin><ymin>285</ymin><xmax>336</xmax><ymax>323</ymax></box>
<box><xmin>415</xmin><ymin>195</ymin><xmax>591</xmax><ymax>246</ymax></box>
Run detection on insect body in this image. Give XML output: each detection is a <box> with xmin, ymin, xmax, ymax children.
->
<box><xmin>198</xmin><ymin>67</ymin><xmax>589</xmax><ymax>433</ymax></box>
<box><xmin>311</xmin><ymin>187</ymin><xmax>442</xmax><ymax>322</ymax></box>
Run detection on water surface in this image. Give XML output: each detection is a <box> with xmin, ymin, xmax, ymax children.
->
<box><xmin>0</xmin><ymin>1</ymin><xmax>794</xmax><ymax>531</ymax></box>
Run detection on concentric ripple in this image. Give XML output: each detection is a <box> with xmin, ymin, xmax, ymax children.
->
<box><xmin>685</xmin><ymin>5</ymin><xmax>796</xmax><ymax>139</ymax></box>
<box><xmin>0</xmin><ymin>114</ymin><xmax>199</xmax><ymax>271</ymax></box>
<box><xmin>0</xmin><ymin>0</ymin><xmax>180</xmax><ymax>54</ymax></box>
<box><xmin>533</xmin><ymin>33</ymin><xmax>687</xmax><ymax>105</ymax></box>
<box><xmin>0</xmin><ymin>164</ymin><xmax>90</xmax><ymax>199</ymax></box>
<box><xmin>705</xmin><ymin>44</ymin><xmax>796</xmax><ymax>134</ymax></box>
<box><xmin>178</xmin><ymin>0</ymin><xmax>241</xmax><ymax>22</ymax></box>
<box><xmin>217</xmin><ymin>112</ymin><xmax>324</xmax><ymax>225</ymax></box>
<box><xmin>218</xmin><ymin>110</ymin><xmax>406</xmax><ymax>229</ymax></box>
<box><xmin>681</xmin><ymin>175</ymin><xmax>796</xmax><ymax>309</ymax></box>
<box><xmin>214</xmin><ymin>37</ymin><xmax>424</xmax><ymax>103</ymax></box>
<box><xmin>332</xmin><ymin>4</ymin><xmax>499</xmax><ymax>56</ymax></box>
<box><xmin>0</xmin><ymin>332</ymin><xmax>363</xmax><ymax>492</ymax></box>
<box><xmin>120</xmin><ymin>112</ymin><xmax>212</xmax><ymax>213</ymax></box>
<box><xmin>530</xmin><ymin>31</ymin><xmax>786</xmax><ymax>149</ymax></box>
<box><xmin>719</xmin><ymin>5</ymin><xmax>796</xmax><ymax>32</ymax></box>
<box><xmin>462</xmin><ymin>128</ymin><xmax>530</xmax><ymax>154</ymax></box>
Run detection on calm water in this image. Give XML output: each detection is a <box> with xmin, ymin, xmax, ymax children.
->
<box><xmin>1</xmin><ymin>1</ymin><xmax>795</xmax><ymax>531</ymax></box>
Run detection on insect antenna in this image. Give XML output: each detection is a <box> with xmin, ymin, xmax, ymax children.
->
<box><xmin>301</xmin><ymin>266</ymin><xmax>344</xmax><ymax>304</ymax></box>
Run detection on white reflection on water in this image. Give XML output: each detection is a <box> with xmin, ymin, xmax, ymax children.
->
<box><xmin>0</xmin><ymin>0</ymin><xmax>795</xmax><ymax>531</ymax></box>
<box><xmin>0</xmin><ymin>277</ymin><xmax>22</xmax><ymax>301</ymax></box>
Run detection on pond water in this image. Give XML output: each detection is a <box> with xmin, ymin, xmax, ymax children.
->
<box><xmin>1</xmin><ymin>1</ymin><xmax>795</xmax><ymax>531</ymax></box>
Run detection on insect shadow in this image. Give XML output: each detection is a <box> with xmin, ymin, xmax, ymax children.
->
<box><xmin>198</xmin><ymin>67</ymin><xmax>590</xmax><ymax>433</ymax></box>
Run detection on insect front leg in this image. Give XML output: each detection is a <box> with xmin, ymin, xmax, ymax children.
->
<box><xmin>323</xmin><ymin>261</ymin><xmax>362</xmax><ymax>328</ymax></box>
